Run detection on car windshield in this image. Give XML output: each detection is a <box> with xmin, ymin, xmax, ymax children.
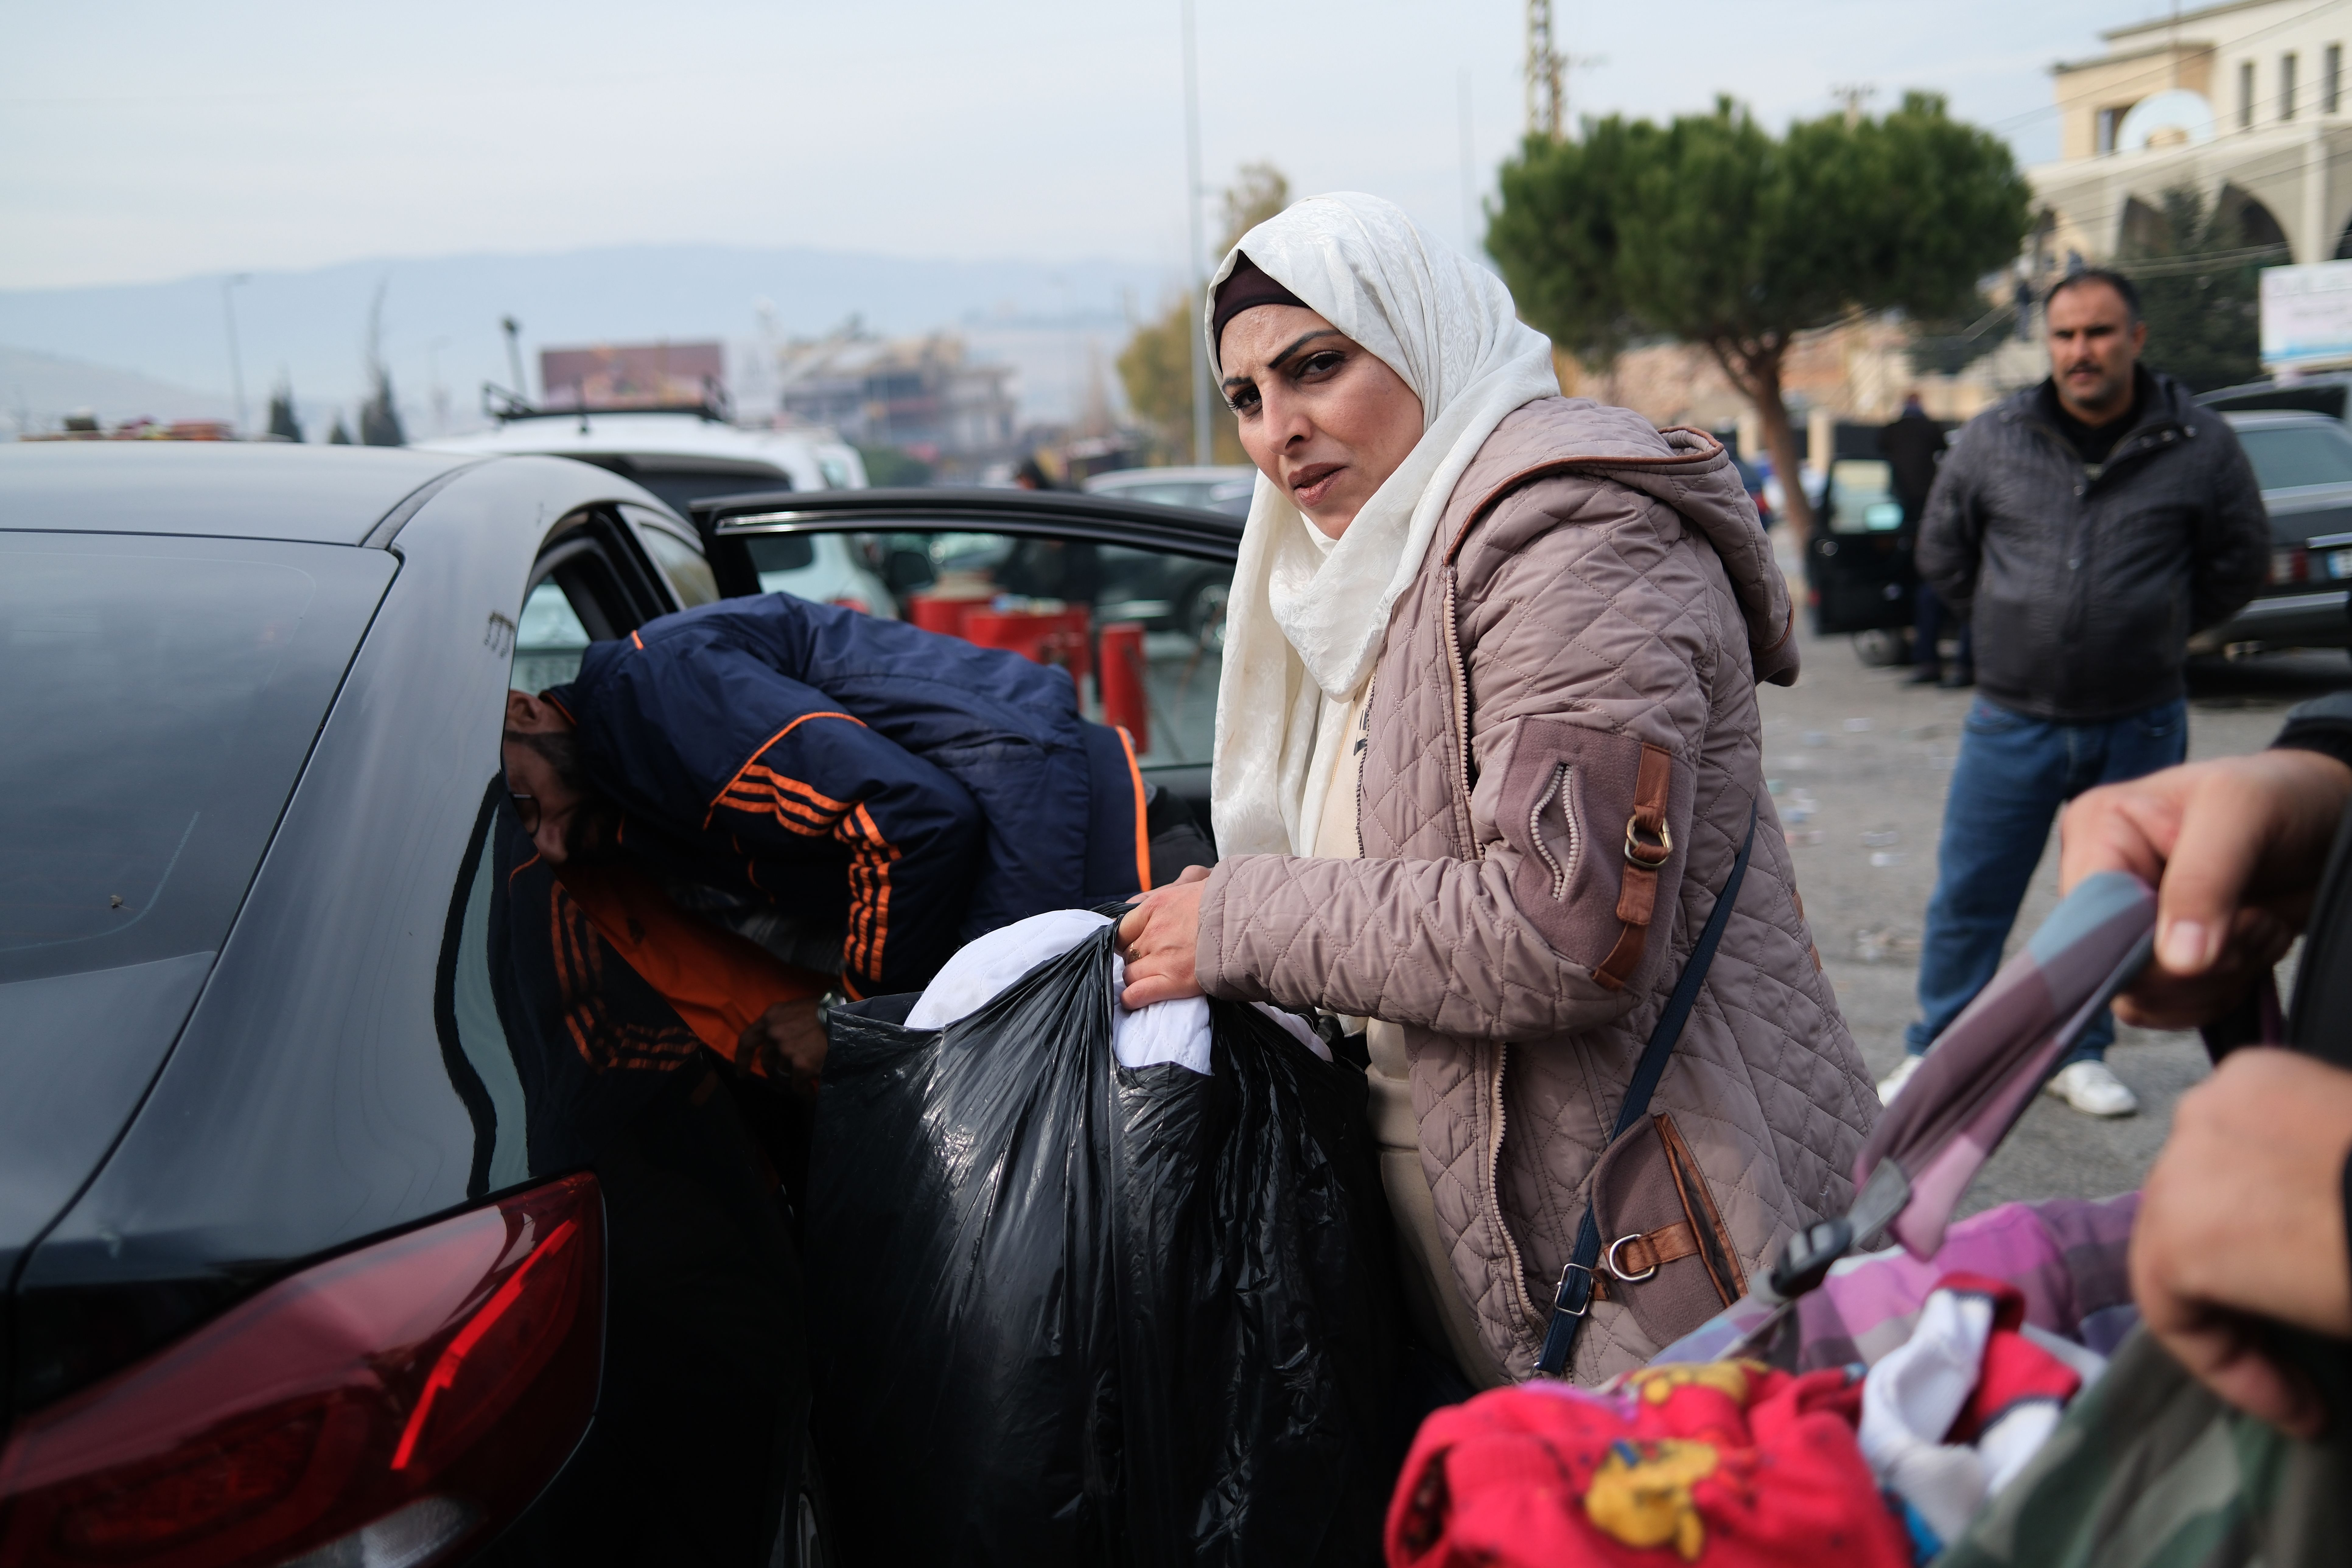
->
<box><xmin>2235</xmin><ymin>423</ymin><xmax>2352</xmax><ymax>491</ymax></box>
<box><xmin>0</xmin><ymin>536</ymin><xmax>391</xmax><ymax>983</ymax></box>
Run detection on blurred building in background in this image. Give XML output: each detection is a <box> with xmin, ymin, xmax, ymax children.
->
<box><xmin>2028</xmin><ymin>1</ymin><xmax>2352</xmax><ymax>274</ymax></box>
<box><xmin>540</xmin><ymin>341</ymin><xmax>727</xmax><ymax>412</ymax></box>
<box><xmin>772</xmin><ymin>331</ymin><xmax>1017</xmax><ymax>466</ymax></box>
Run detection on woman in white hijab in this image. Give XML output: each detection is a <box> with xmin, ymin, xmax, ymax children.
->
<box><xmin>1116</xmin><ymin>193</ymin><xmax>1878</xmax><ymax>1386</ymax></box>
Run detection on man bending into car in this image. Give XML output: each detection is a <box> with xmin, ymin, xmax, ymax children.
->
<box><xmin>502</xmin><ymin>590</ymin><xmax>1211</xmax><ymax>1084</ymax></box>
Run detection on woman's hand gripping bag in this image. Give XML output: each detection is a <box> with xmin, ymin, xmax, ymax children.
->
<box><xmin>805</xmin><ymin>924</ymin><xmax>1398</xmax><ymax>1567</ymax></box>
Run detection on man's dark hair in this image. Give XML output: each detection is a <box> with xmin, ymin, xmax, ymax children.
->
<box><xmin>504</xmin><ymin>727</ymin><xmax>594</xmax><ymax>795</ymax></box>
<box><xmin>2046</xmin><ymin>267</ymin><xmax>2143</xmax><ymax>325</ymax></box>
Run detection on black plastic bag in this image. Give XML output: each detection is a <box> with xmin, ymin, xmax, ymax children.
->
<box><xmin>807</xmin><ymin>923</ymin><xmax>1397</xmax><ymax>1566</ymax></box>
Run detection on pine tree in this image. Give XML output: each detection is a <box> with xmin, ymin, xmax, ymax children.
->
<box><xmin>359</xmin><ymin>367</ymin><xmax>406</xmax><ymax>446</ymax></box>
<box><xmin>357</xmin><ymin>281</ymin><xmax>407</xmax><ymax>446</ymax></box>
<box><xmin>1488</xmin><ymin>93</ymin><xmax>2030</xmax><ymax>534</ymax></box>
<box><xmin>266</xmin><ymin>377</ymin><xmax>304</xmax><ymax>443</ymax></box>
<box><xmin>328</xmin><ymin>414</ymin><xmax>353</xmax><ymax>445</ymax></box>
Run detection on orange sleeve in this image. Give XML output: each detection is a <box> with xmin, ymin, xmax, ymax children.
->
<box><xmin>550</xmin><ymin>859</ymin><xmax>826</xmax><ymax>1076</ymax></box>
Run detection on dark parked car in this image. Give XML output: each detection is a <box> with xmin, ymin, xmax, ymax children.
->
<box><xmin>2189</xmin><ymin>411</ymin><xmax>2352</xmax><ymax>655</ymax></box>
<box><xmin>0</xmin><ymin>447</ymin><xmax>1239</xmax><ymax>1568</ymax></box>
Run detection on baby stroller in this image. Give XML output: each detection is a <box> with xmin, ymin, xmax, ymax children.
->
<box><xmin>1386</xmin><ymin>872</ymin><xmax>2350</xmax><ymax>1566</ymax></box>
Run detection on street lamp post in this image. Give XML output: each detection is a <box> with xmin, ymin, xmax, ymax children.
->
<box><xmin>1182</xmin><ymin>0</ymin><xmax>1213</xmax><ymax>468</ymax></box>
<box><xmin>221</xmin><ymin>274</ymin><xmax>251</xmax><ymax>438</ymax></box>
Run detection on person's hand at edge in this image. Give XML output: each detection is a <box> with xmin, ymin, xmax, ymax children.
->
<box><xmin>2058</xmin><ymin>750</ymin><xmax>2351</xmax><ymax>1029</ymax></box>
<box><xmin>2132</xmin><ymin>1047</ymin><xmax>2352</xmax><ymax>1437</ymax></box>
<box><xmin>1116</xmin><ymin>863</ymin><xmax>1211</xmax><ymax>1007</ymax></box>
<box><xmin>738</xmin><ymin>997</ymin><xmax>827</xmax><ymax>1099</ymax></box>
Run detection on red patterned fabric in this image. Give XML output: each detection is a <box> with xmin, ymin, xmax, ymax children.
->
<box><xmin>1387</xmin><ymin>1360</ymin><xmax>1910</xmax><ymax>1567</ymax></box>
<box><xmin>1934</xmin><ymin>1272</ymin><xmax>2083</xmax><ymax>1444</ymax></box>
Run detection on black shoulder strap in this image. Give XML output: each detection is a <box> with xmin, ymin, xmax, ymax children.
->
<box><xmin>1533</xmin><ymin>798</ymin><xmax>1759</xmax><ymax>1378</ymax></box>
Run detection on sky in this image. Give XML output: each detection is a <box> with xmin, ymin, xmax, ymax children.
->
<box><xmin>2</xmin><ymin>0</ymin><xmax>2176</xmax><ymax>294</ymax></box>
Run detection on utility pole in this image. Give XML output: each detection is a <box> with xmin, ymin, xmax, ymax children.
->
<box><xmin>1525</xmin><ymin>0</ymin><xmax>1563</xmax><ymax>141</ymax></box>
<box><xmin>221</xmin><ymin>274</ymin><xmax>251</xmax><ymax>437</ymax></box>
<box><xmin>1182</xmin><ymin>0</ymin><xmax>1213</xmax><ymax>466</ymax></box>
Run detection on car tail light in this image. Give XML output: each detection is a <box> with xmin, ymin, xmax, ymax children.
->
<box><xmin>0</xmin><ymin>1174</ymin><xmax>602</xmax><ymax>1568</ymax></box>
<box><xmin>2271</xmin><ymin>547</ymin><xmax>2311</xmax><ymax>586</ymax></box>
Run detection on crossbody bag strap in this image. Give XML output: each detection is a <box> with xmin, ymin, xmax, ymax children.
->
<box><xmin>1533</xmin><ymin>797</ymin><xmax>1760</xmax><ymax>1378</ymax></box>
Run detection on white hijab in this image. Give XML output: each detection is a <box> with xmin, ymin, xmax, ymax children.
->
<box><xmin>1206</xmin><ymin>192</ymin><xmax>1560</xmax><ymax>857</ymax></box>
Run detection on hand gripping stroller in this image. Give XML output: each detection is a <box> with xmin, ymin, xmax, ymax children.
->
<box><xmin>1673</xmin><ymin>870</ymin><xmax>2162</xmax><ymax>1365</ymax></box>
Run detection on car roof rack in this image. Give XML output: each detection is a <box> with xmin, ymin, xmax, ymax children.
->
<box><xmin>479</xmin><ymin>381</ymin><xmax>735</xmax><ymax>427</ymax></box>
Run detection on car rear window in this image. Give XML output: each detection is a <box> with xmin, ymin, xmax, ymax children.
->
<box><xmin>2236</xmin><ymin>423</ymin><xmax>2352</xmax><ymax>491</ymax></box>
<box><xmin>630</xmin><ymin>465</ymin><xmax>791</xmax><ymax>518</ymax></box>
<box><xmin>0</xmin><ymin>535</ymin><xmax>392</xmax><ymax>984</ymax></box>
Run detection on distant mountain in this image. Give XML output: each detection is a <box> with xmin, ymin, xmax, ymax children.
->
<box><xmin>0</xmin><ymin>346</ymin><xmax>231</xmax><ymax>433</ymax></box>
<box><xmin>0</xmin><ymin>245</ymin><xmax>1177</xmax><ymax>435</ymax></box>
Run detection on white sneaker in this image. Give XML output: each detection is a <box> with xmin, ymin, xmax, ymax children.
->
<box><xmin>1876</xmin><ymin>1052</ymin><xmax>1926</xmax><ymax>1105</ymax></box>
<box><xmin>2045</xmin><ymin>1059</ymin><xmax>2138</xmax><ymax>1118</ymax></box>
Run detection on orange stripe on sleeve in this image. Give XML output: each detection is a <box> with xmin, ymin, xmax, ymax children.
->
<box><xmin>631</xmin><ymin>630</ymin><xmax>644</xmax><ymax>650</ymax></box>
<box><xmin>1116</xmin><ymin>725</ymin><xmax>1150</xmax><ymax>893</ymax></box>
<box><xmin>831</xmin><ymin>802</ymin><xmax>902</xmax><ymax>987</ymax></box>
<box><xmin>704</xmin><ymin>712</ymin><xmax>867</xmax><ymax>829</ymax></box>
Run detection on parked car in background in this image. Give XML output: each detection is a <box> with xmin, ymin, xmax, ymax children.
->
<box><xmin>431</xmin><ymin>404</ymin><xmax>894</xmax><ymax>622</ymax></box>
<box><xmin>1801</xmin><ymin>452</ymin><xmax>1916</xmax><ymax>657</ymax></box>
<box><xmin>1082</xmin><ymin>464</ymin><xmax>1257</xmax><ymax>517</ymax></box>
<box><xmin>2191</xmin><ymin>410</ymin><xmax>2352</xmax><ymax>655</ymax></box>
<box><xmin>2203</xmin><ymin>369</ymin><xmax>2352</xmax><ymax>429</ymax></box>
<box><xmin>423</xmin><ymin>403</ymin><xmax>866</xmax><ymax>516</ymax></box>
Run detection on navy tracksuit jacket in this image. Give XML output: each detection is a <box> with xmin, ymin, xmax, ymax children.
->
<box><xmin>549</xmin><ymin>593</ymin><xmax>1149</xmax><ymax>997</ymax></box>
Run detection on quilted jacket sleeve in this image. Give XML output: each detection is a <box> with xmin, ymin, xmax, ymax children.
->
<box><xmin>1195</xmin><ymin>476</ymin><xmax>1724</xmax><ymax>1041</ymax></box>
<box><xmin>569</xmin><ymin>633</ymin><xmax>982</xmax><ymax>999</ymax></box>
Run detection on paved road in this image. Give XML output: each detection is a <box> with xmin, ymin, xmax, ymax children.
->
<box><xmin>1757</xmin><ymin>559</ymin><xmax>2352</xmax><ymax>1219</ymax></box>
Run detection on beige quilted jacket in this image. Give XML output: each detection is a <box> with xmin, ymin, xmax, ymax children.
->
<box><xmin>1196</xmin><ymin>397</ymin><xmax>1879</xmax><ymax>1382</ymax></box>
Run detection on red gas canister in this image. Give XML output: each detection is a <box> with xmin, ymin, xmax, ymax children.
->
<box><xmin>1097</xmin><ymin>621</ymin><xmax>1148</xmax><ymax>754</ymax></box>
<box><xmin>964</xmin><ymin>604</ymin><xmax>1093</xmax><ymax>688</ymax></box>
<box><xmin>907</xmin><ymin>588</ymin><xmax>993</xmax><ymax>638</ymax></box>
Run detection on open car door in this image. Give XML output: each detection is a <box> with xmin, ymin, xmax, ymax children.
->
<box><xmin>1804</xmin><ymin>446</ymin><xmax>1918</xmax><ymax>639</ymax></box>
<box><xmin>688</xmin><ymin>487</ymin><xmax>1243</xmax><ymax>850</ymax></box>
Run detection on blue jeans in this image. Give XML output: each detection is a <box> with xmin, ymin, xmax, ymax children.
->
<box><xmin>1905</xmin><ymin>696</ymin><xmax>2188</xmax><ymax>1063</ymax></box>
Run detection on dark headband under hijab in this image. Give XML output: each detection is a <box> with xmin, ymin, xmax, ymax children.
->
<box><xmin>1211</xmin><ymin>254</ymin><xmax>1307</xmax><ymax>365</ymax></box>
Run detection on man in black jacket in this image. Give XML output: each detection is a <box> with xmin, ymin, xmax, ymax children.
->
<box><xmin>1881</xmin><ymin>268</ymin><xmax>2270</xmax><ymax>1116</ymax></box>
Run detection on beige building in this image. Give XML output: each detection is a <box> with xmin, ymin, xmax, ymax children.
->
<box><xmin>2032</xmin><ymin>1</ymin><xmax>2352</xmax><ymax>269</ymax></box>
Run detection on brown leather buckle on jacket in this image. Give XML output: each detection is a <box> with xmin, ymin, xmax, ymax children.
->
<box><xmin>1596</xmin><ymin>743</ymin><xmax>1675</xmax><ymax>991</ymax></box>
<box><xmin>1605</xmin><ymin>1221</ymin><xmax>1700</xmax><ymax>1283</ymax></box>
<box><xmin>1623</xmin><ymin>816</ymin><xmax>1672</xmax><ymax>867</ymax></box>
